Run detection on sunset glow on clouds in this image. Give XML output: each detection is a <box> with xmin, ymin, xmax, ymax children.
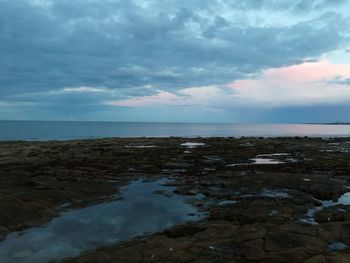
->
<box><xmin>229</xmin><ymin>61</ymin><xmax>350</xmax><ymax>106</ymax></box>
<box><xmin>1</xmin><ymin>0</ymin><xmax>350</xmax><ymax>122</ymax></box>
<box><xmin>106</xmin><ymin>61</ymin><xmax>350</xmax><ymax>109</ymax></box>
<box><xmin>104</xmin><ymin>86</ymin><xmax>226</xmax><ymax>107</ymax></box>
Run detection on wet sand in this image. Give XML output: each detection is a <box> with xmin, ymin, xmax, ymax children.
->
<box><xmin>1</xmin><ymin>137</ymin><xmax>350</xmax><ymax>262</ymax></box>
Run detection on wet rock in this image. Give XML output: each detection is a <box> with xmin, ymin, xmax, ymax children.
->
<box><xmin>315</xmin><ymin>206</ymin><xmax>350</xmax><ymax>223</ymax></box>
<box><xmin>310</xmin><ymin>181</ymin><xmax>344</xmax><ymax>200</ymax></box>
<box><xmin>279</xmin><ymin>223</ymin><xmax>318</xmax><ymax>237</ymax></box>
<box><xmin>0</xmin><ymin>194</ymin><xmax>25</xmax><ymax>230</ymax></box>
<box><xmin>268</xmin><ymin>248</ymin><xmax>310</xmax><ymax>263</ymax></box>
<box><xmin>174</xmin><ymin>186</ymin><xmax>198</xmax><ymax>196</ymax></box>
<box><xmin>235</xmin><ymin>224</ymin><xmax>267</xmax><ymax>243</ymax></box>
<box><xmin>240</xmin><ymin>239</ymin><xmax>266</xmax><ymax>261</ymax></box>
<box><xmin>165</xmin><ymin>224</ymin><xmax>206</xmax><ymax>238</ymax></box>
<box><xmin>304</xmin><ymin>255</ymin><xmax>327</xmax><ymax>263</ymax></box>
<box><xmin>340</xmin><ymin>223</ymin><xmax>350</xmax><ymax>243</ymax></box>
<box><xmin>193</xmin><ymin>223</ymin><xmax>238</xmax><ymax>240</ymax></box>
<box><xmin>215</xmin><ymin>171</ymin><xmax>234</xmax><ymax>178</ymax></box>
<box><xmin>317</xmin><ymin>223</ymin><xmax>343</xmax><ymax>242</ymax></box>
<box><xmin>162</xmin><ymin>162</ymin><xmax>192</xmax><ymax>170</ymax></box>
<box><xmin>202</xmin><ymin>155</ymin><xmax>225</xmax><ymax>165</ymax></box>
<box><xmin>265</xmin><ymin>231</ymin><xmax>327</xmax><ymax>252</ymax></box>
<box><xmin>209</xmin><ymin>207</ymin><xmax>240</xmax><ymax>221</ymax></box>
<box><xmin>326</xmin><ymin>251</ymin><xmax>350</xmax><ymax>263</ymax></box>
<box><xmin>2</xmin><ymin>137</ymin><xmax>350</xmax><ymax>263</ymax></box>
<box><xmin>0</xmin><ymin>226</ymin><xmax>9</xmax><ymax>241</ymax></box>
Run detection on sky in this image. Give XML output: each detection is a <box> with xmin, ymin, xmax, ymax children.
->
<box><xmin>1</xmin><ymin>0</ymin><xmax>350</xmax><ymax>123</ymax></box>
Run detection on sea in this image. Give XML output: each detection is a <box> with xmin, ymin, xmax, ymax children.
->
<box><xmin>0</xmin><ymin>121</ymin><xmax>350</xmax><ymax>141</ymax></box>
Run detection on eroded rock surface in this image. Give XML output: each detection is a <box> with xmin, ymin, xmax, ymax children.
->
<box><xmin>1</xmin><ymin>137</ymin><xmax>350</xmax><ymax>262</ymax></box>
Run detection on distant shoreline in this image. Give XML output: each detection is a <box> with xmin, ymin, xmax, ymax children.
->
<box><xmin>307</xmin><ymin>123</ymin><xmax>350</xmax><ymax>125</ymax></box>
<box><xmin>1</xmin><ymin>122</ymin><xmax>350</xmax><ymax>141</ymax></box>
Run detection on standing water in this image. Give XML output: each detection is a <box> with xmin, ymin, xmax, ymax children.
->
<box><xmin>0</xmin><ymin>179</ymin><xmax>205</xmax><ymax>263</ymax></box>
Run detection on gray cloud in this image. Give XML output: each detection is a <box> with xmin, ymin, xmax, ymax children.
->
<box><xmin>0</xmin><ymin>0</ymin><xmax>349</xmax><ymax>120</ymax></box>
<box><xmin>329</xmin><ymin>76</ymin><xmax>350</xmax><ymax>85</ymax></box>
<box><xmin>222</xmin><ymin>0</ymin><xmax>347</xmax><ymax>12</ymax></box>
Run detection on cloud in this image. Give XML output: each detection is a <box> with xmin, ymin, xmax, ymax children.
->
<box><xmin>328</xmin><ymin>76</ymin><xmax>350</xmax><ymax>85</ymax></box>
<box><xmin>1</xmin><ymin>0</ymin><xmax>350</xmax><ymax>122</ymax></box>
<box><xmin>62</xmin><ymin>87</ymin><xmax>114</xmax><ymax>94</ymax></box>
<box><xmin>110</xmin><ymin>61</ymin><xmax>350</xmax><ymax>109</ymax></box>
<box><xmin>104</xmin><ymin>85</ymin><xmax>230</xmax><ymax>107</ymax></box>
<box><xmin>104</xmin><ymin>90</ymin><xmax>183</xmax><ymax>107</ymax></box>
<box><xmin>1</xmin><ymin>0</ymin><xmax>349</xmax><ymax>97</ymax></box>
<box><xmin>228</xmin><ymin>61</ymin><xmax>350</xmax><ymax>107</ymax></box>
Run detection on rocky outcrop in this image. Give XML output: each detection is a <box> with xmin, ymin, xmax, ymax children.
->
<box><xmin>1</xmin><ymin>137</ymin><xmax>350</xmax><ymax>262</ymax></box>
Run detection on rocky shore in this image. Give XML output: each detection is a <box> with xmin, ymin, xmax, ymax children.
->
<box><xmin>1</xmin><ymin>137</ymin><xmax>350</xmax><ymax>262</ymax></box>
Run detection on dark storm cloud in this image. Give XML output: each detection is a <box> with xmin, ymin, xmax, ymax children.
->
<box><xmin>0</xmin><ymin>0</ymin><xmax>349</xmax><ymax>100</ymax></box>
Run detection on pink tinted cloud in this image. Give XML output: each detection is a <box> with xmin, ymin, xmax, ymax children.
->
<box><xmin>267</xmin><ymin>60</ymin><xmax>350</xmax><ymax>82</ymax></box>
<box><xmin>230</xmin><ymin>60</ymin><xmax>350</xmax><ymax>106</ymax></box>
<box><xmin>233</xmin><ymin>61</ymin><xmax>350</xmax><ymax>89</ymax></box>
<box><xmin>106</xmin><ymin>61</ymin><xmax>350</xmax><ymax>109</ymax></box>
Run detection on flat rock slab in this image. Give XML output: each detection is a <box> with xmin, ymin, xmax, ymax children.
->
<box><xmin>1</xmin><ymin>137</ymin><xmax>350</xmax><ymax>262</ymax></box>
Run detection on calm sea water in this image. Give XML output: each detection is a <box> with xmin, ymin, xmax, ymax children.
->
<box><xmin>0</xmin><ymin>121</ymin><xmax>350</xmax><ymax>141</ymax></box>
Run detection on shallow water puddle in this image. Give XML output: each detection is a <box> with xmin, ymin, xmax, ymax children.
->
<box><xmin>226</xmin><ymin>153</ymin><xmax>291</xmax><ymax>166</ymax></box>
<box><xmin>259</xmin><ymin>189</ymin><xmax>289</xmax><ymax>198</ymax></box>
<box><xmin>301</xmin><ymin>192</ymin><xmax>350</xmax><ymax>225</ymax></box>
<box><xmin>251</xmin><ymin>158</ymin><xmax>284</xmax><ymax>165</ymax></box>
<box><xmin>0</xmin><ymin>179</ymin><xmax>205</xmax><ymax>263</ymax></box>
<box><xmin>181</xmin><ymin>142</ymin><xmax>205</xmax><ymax>148</ymax></box>
<box><xmin>300</xmin><ymin>207</ymin><xmax>323</xmax><ymax>225</ymax></box>
<box><xmin>216</xmin><ymin>200</ymin><xmax>238</xmax><ymax>206</ymax></box>
<box><xmin>124</xmin><ymin>145</ymin><xmax>158</xmax><ymax>148</ymax></box>
<box><xmin>328</xmin><ymin>242</ymin><xmax>348</xmax><ymax>251</ymax></box>
<box><xmin>240</xmin><ymin>189</ymin><xmax>290</xmax><ymax>199</ymax></box>
<box><xmin>227</xmin><ymin>158</ymin><xmax>284</xmax><ymax>166</ymax></box>
<box><xmin>338</xmin><ymin>192</ymin><xmax>350</xmax><ymax>205</ymax></box>
<box><xmin>256</xmin><ymin>153</ymin><xmax>290</xmax><ymax>157</ymax></box>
